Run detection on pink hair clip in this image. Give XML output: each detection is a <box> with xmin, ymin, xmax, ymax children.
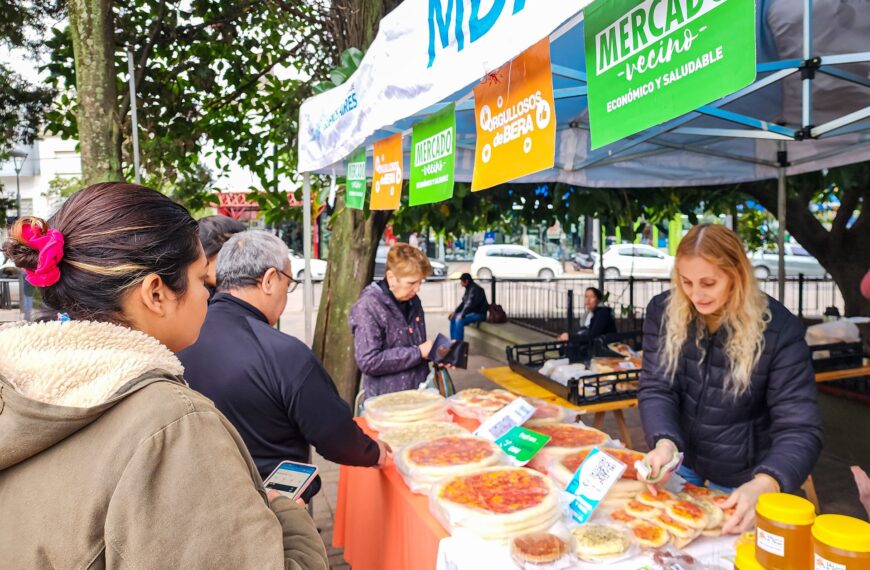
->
<box><xmin>19</xmin><ymin>223</ymin><xmax>65</xmax><ymax>287</ymax></box>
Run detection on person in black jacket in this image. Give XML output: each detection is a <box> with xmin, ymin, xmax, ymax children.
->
<box><xmin>449</xmin><ymin>273</ymin><xmax>490</xmax><ymax>341</ymax></box>
<box><xmin>198</xmin><ymin>215</ymin><xmax>246</xmax><ymax>298</ymax></box>
<box><xmin>558</xmin><ymin>287</ymin><xmax>617</xmax><ymax>343</ymax></box>
<box><xmin>639</xmin><ymin>224</ymin><xmax>822</xmax><ymax>535</ymax></box>
<box><xmin>179</xmin><ymin>230</ymin><xmax>386</xmax><ymax>502</ymax></box>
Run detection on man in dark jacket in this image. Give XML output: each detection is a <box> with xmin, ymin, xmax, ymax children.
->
<box><xmin>448</xmin><ymin>273</ymin><xmax>490</xmax><ymax>341</ymax></box>
<box><xmin>179</xmin><ymin>231</ymin><xmax>384</xmax><ymax>502</ymax></box>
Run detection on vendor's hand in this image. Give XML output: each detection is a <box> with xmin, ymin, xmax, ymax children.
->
<box><xmin>376</xmin><ymin>440</ymin><xmax>393</xmax><ymax>468</ymax></box>
<box><xmin>448</xmin><ymin>312</ymin><xmax>455</xmax><ymax>320</ymax></box>
<box><xmin>641</xmin><ymin>439</ymin><xmax>678</xmax><ymax>493</ymax></box>
<box><xmin>419</xmin><ymin>339</ymin><xmax>435</xmax><ymax>359</ymax></box>
<box><xmin>720</xmin><ymin>475</ymin><xmax>779</xmax><ymax>534</ymax></box>
<box><xmin>851</xmin><ymin>466</ymin><xmax>870</xmax><ymax>519</ymax></box>
<box><xmin>558</xmin><ymin>332</ymin><xmax>569</xmax><ymax>341</ymax></box>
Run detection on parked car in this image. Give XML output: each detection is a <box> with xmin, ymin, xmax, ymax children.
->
<box><xmin>593</xmin><ymin>244</ymin><xmax>674</xmax><ymax>279</ymax></box>
<box><xmin>749</xmin><ymin>244</ymin><xmax>829</xmax><ymax>279</ymax></box>
<box><xmin>373</xmin><ymin>245</ymin><xmax>448</xmax><ymax>280</ymax></box>
<box><xmin>288</xmin><ymin>249</ymin><xmax>327</xmax><ymax>281</ymax></box>
<box><xmin>470</xmin><ymin>245</ymin><xmax>564</xmax><ymax>280</ymax></box>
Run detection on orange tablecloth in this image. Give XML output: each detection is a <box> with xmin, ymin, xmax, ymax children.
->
<box><xmin>333</xmin><ymin>418</ymin><xmax>453</xmax><ymax>570</ymax></box>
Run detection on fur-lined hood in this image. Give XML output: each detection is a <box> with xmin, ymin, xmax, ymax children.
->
<box><xmin>0</xmin><ymin>321</ymin><xmax>185</xmax><ymax>470</ymax></box>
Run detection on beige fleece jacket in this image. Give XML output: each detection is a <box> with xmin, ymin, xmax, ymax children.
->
<box><xmin>0</xmin><ymin>321</ymin><xmax>328</xmax><ymax>569</ymax></box>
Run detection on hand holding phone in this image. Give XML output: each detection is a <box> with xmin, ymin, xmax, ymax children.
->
<box><xmin>263</xmin><ymin>460</ymin><xmax>319</xmax><ymax>501</ymax></box>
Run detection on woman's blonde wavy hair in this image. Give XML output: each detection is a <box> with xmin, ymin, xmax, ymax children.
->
<box><xmin>661</xmin><ymin>224</ymin><xmax>771</xmax><ymax>397</ymax></box>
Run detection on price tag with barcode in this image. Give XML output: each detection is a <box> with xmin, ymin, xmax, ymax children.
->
<box><xmin>565</xmin><ymin>447</ymin><xmax>626</xmax><ymax>524</ymax></box>
<box><xmin>473</xmin><ymin>397</ymin><xmax>536</xmax><ymax>441</ymax></box>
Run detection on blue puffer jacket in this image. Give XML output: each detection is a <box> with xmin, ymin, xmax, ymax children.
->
<box><xmin>638</xmin><ymin>291</ymin><xmax>823</xmax><ymax>492</ymax></box>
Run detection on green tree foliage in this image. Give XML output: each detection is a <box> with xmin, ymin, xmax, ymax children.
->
<box><xmin>44</xmin><ymin>0</ymin><xmax>334</xmax><ymax>207</ymax></box>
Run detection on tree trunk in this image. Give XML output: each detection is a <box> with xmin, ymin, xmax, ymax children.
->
<box><xmin>745</xmin><ymin>177</ymin><xmax>870</xmax><ymax>318</ymax></box>
<box><xmin>69</xmin><ymin>0</ymin><xmax>123</xmax><ymax>184</ymax></box>
<box><xmin>313</xmin><ymin>200</ymin><xmax>390</xmax><ymax>404</ymax></box>
<box><xmin>313</xmin><ymin>0</ymin><xmax>402</xmax><ymax>404</ymax></box>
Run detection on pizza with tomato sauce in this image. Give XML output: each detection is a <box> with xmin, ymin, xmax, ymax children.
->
<box><xmin>448</xmin><ymin>388</ymin><xmax>518</xmax><ymax>421</ymax></box>
<box><xmin>432</xmin><ymin>467</ymin><xmax>560</xmax><ymax>540</ymax></box>
<box><xmin>547</xmin><ymin>447</ymin><xmax>645</xmax><ymax>494</ymax></box>
<box><xmin>531</xmin><ymin>424</ymin><xmax>609</xmax><ymax>450</ymax></box>
<box><xmin>628</xmin><ymin>519</ymin><xmax>670</xmax><ymax>548</ymax></box>
<box><xmin>609</xmin><ymin>509</ymin><xmax>636</xmax><ymax>524</ymax></box>
<box><xmin>397</xmin><ymin>436</ymin><xmax>503</xmax><ymax>494</ymax></box>
<box><xmin>524</xmin><ymin>399</ymin><xmax>568</xmax><ymax>427</ymax></box>
<box><xmin>665</xmin><ymin>499</ymin><xmax>709</xmax><ymax>529</ymax></box>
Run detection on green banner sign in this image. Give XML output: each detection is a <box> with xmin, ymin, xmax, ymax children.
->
<box><xmin>410</xmin><ymin>103</ymin><xmax>455</xmax><ymax>206</ymax></box>
<box><xmin>495</xmin><ymin>426</ymin><xmax>551</xmax><ymax>466</ymax></box>
<box><xmin>345</xmin><ymin>148</ymin><xmax>367</xmax><ymax>210</ymax></box>
<box><xmin>584</xmin><ymin>0</ymin><xmax>756</xmax><ymax>149</ymax></box>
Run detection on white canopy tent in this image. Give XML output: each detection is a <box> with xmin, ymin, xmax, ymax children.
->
<box><xmin>296</xmin><ymin>0</ymin><xmax>870</xmax><ymax>342</ymax></box>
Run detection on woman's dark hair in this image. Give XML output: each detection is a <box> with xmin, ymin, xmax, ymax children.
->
<box><xmin>198</xmin><ymin>215</ymin><xmax>246</xmax><ymax>258</ymax></box>
<box><xmin>585</xmin><ymin>287</ymin><xmax>604</xmax><ymax>302</ymax></box>
<box><xmin>2</xmin><ymin>182</ymin><xmax>201</xmax><ymax>323</ymax></box>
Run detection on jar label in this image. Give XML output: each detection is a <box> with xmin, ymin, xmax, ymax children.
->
<box><xmin>815</xmin><ymin>554</ymin><xmax>846</xmax><ymax>570</ymax></box>
<box><xmin>757</xmin><ymin>527</ymin><xmax>785</xmax><ymax>557</ymax></box>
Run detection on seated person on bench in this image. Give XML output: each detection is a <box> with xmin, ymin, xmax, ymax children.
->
<box><xmin>558</xmin><ymin>287</ymin><xmax>617</xmax><ymax>348</ymax></box>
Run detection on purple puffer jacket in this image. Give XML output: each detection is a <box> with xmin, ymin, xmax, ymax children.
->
<box><xmin>349</xmin><ymin>283</ymin><xmax>429</xmax><ymax>399</ymax></box>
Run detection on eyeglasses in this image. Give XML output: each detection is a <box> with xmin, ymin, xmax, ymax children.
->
<box><xmin>273</xmin><ymin>268</ymin><xmax>298</xmax><ymax>293</ymax></box>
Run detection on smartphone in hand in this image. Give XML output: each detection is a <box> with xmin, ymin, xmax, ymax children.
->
<box><xmin>263</xmin><ymin>461</ymin><xmax>319</xmax><ymax>501</ymax></box>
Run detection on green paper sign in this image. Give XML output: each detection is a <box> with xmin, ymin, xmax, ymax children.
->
<box><xmin>410</xmin><ymin>103</ymin><xmax>455</xmax><ymax>206</ymax></box>
<box><xmin>495</xmin><ymin>426</ymin><xmax>551</xmax><ymax>466</ymax></box>
<box><xmin>345</xmin><ymin>148</ymin><xmax>367</xmax><ymax>210</ymax></box>
<box><xmin>584</xmin><ymin>0</ymin><xmax>756</xmax><ymax>149</ymax></box>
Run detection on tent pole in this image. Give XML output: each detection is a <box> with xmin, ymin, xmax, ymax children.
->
<box><xmin>302</xmin><ymin>173</ymin><xmax>313</xmax><ymax>345</ymax></box>
<box><xmin>803</xmin><ymin>0</ymin><xmax>813</xmax><ymax>129</ymax></box>
<box><xmin>597</xmin><ymin>218</ymin><xmax>605</xmax><ymax>293</ymax></box>
<box><xmin>776</xmin><ymin>143</ymin><xmax>787</xmax><ymax>303</ymax></box>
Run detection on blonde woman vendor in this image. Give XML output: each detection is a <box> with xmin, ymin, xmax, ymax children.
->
<box><xmin>638</xmin><ymin>224</ymin><xmax>823</xmax><ymax>534</ymax></box>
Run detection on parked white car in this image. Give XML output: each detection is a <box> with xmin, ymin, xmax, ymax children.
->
<box><xmin>288</xmin><ymin>250</ymin><xmax>327</xmax><ymax>281</ymax></box>
<box><xmin>749</xmin><ymin>244</ymin><xmax>828</xmax><ymax>279</ymax></box>
<box><xmin>594</xmin><ymin>244</ymin><xmax>674</xmax><ymax>279</ymax></box>
<box><xmin>471</xmin><ymin>245</ymin><xmax>564</xmax><ymax>280</ymax></box>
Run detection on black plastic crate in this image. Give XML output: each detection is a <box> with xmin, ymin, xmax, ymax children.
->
<box><xmin>506</xmin><ymin>338</ymin><xmax>641</xmax><ymax>406</ymax></box>
<box><xmin>810</xmin><ymin>342</ymin><xmax>864</xmax><ymax>372</ymax></box>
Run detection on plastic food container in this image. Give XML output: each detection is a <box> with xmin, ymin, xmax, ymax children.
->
<box><xmin>811</xmin><ymin>514</ymin><xmax>870</xmax><ymax>569</ymax></box>
<box><xmin>734</xmin><ymin>542</ymin><xmax>766</xmax><ymax>570</ymax></box>
<box><xmin>755</xmin><ymin>493</ymin><xmax>816</xmax><ymax>570</ymax></box>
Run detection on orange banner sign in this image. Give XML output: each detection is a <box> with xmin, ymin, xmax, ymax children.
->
<box><xmin>471</xmin><ymin>38</ymin><xmax>556</xmax><ymax>192</ymax></box>
<box><xmin>370</xmin><ymin>133</ymin><xmax>404</xmax><ymax>210</ymax></box>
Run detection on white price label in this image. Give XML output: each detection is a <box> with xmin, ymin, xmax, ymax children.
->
<box><xmin>757</xmin><ymin>527</ymin><xmax>785</xmax><ymax>557</ymax></box>
<box><xmin>815</xmin><ymin>554</ymin><xmax>846</xmax><ymax>570</ymax></box>
<box><xmin>473</xmin><ymin>397</ymin><xmax>535</xmax><ymax>441</ymax></box>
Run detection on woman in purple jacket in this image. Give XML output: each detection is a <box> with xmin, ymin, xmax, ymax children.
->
<box><xmin>639</xmin><ymin>225</ymin><xmax>822</xmax><ymax>535</ymax></box>
<box><xmin>350</xmin><ymin>243</ymin><xmax>435</xmax><ymax>399</ymax></box>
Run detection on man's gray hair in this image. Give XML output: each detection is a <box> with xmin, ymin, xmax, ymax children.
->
<box><xmin>216</xmin><ymin>230</ymin><xmax>290</xmax><ymax>291</ymax></box>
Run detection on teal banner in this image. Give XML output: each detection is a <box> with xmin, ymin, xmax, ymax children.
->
<box><xmin>584</xmin><ymin>0</ymin><xmax>756</xmax><ymax>149</ymax></box>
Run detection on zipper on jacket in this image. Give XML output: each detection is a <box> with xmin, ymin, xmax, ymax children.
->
<box><xmin>688</xmin><ymin>329</ymin><xmax>716</xmax><ymax>457</ymax></box>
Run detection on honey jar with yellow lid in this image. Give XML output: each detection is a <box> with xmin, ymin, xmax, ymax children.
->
<box><xmin>735</xmin><ymin>541</ymin><xmax>766</xmax><ymax>570</ymax></box>
<box><xmin>811</xmin><ymin>514</ymin><xmax>870</xmax><ymax>570</ymax></box>
<box><xmin>755</xmin><ymin>493</ymin><xmax>816</xmax><ymax>570</ymax></box>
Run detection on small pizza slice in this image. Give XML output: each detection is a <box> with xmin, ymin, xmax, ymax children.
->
<box><xmin>609</xmin><ymin>509</ymin><xmax>636</xmax><ymax>524</ymax></box>
<box><xmin>635</xmin><ymin>488</ymin><xmax>676</xmax><ymax>507</ymax></box>
<box><xmin>681</xmin><ymin>482</ymin><xmax>722</xmax><ymax>500</ymax></box>
<box><xmin>710</xmin><ymin>494</ymin><xmax>738</xmax><ymax>518</ymax></box>
<box><xmin>672</xmin><ymin>529</ymin><xmax>702</xmax><ymax>549</ymax></box>
<box><xmin>628</xmin><ymin>519</ymin><xmax>670</xmax><ymax>549</ymax></box>
<box><xmin>624</xmin><ymin>500</ymin><xmax>662</xmax><ymax>521</ymax></box>
<box><xmin>664</xmin><ymin>499</ymin><xmax>709</xmax><ymax>530</ymax></box>
<box><xmin>650</xmin><ymin>512</ymin><xmax>696</xmax><ymax>539</ymax></box>
<box><xmin>695</xmin><ymin>499</ymin><xmax>725</xmax><ymax>530</ymax></box>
